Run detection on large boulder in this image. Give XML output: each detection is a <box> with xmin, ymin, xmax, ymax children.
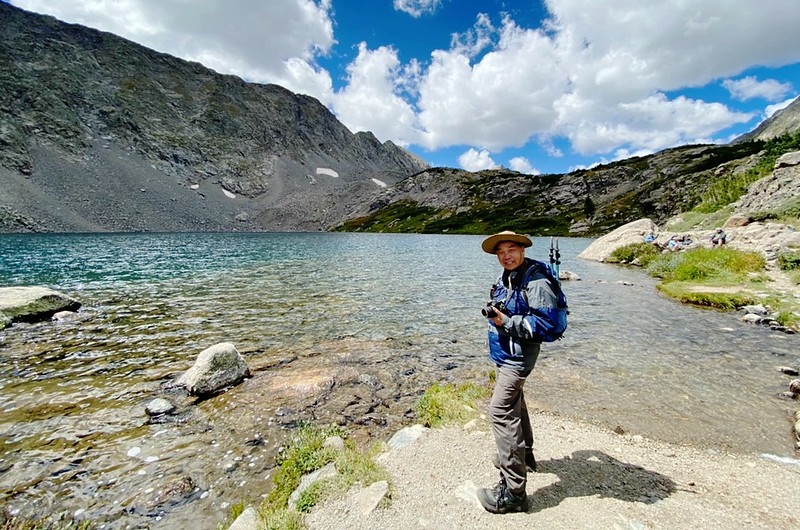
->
<box><xmin>0</xmin><ymin>286</ymin><xmax>81</xmax><ymax>327</ymax></box>
<box><xmin>578</xmin><ymin>219</ymin><xmax>658</xmax><ymax>262</ymax></box>
<box><xmin>174</xmin><ymin>342</ymin><xmax>250</xmax><ymax>396</ymax></box>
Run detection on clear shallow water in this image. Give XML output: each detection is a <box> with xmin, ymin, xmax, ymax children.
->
<box><xmin>0</xmin><ymin>232</ymin><xmax>797</xmax><ymax>528</ymax></box>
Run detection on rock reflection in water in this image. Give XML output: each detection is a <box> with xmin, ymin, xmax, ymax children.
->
<box><xmin>0</xmin><ymin>232</ymin><xmax>796</xmax><ymax>529</ymax></box>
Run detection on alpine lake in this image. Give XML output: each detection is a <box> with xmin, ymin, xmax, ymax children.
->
<box><xmin>1</xmin><ymin>232</ymin><xmax>797</xmax><ymax>529</ymax></box>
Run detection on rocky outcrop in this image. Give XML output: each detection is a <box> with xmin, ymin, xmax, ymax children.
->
<box><xmin>0</xmin><ymin>286</ymin><xmax>81</xmax><ymax>327</ymax></box>
<box><xmin>732</xmin><ymin>151</ymin><xmax>800</xmax><ymax>216</ymax></box>
<box><xmin>578</xmin><ymin>217</ymin><xmax>800</xmax><ymax>265</ymax></box>
<box><xmin>173</xmin><ymin>342</ymin><xmax>251</xmax><ymax>396</ymax></box>
<box><xmin>577</xmin><ymin>219</ymin><xmax>658</xmax><ymax>262</ymax></box>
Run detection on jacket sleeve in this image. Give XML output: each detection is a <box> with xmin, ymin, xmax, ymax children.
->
<box><xmin>497</xmin><ymin>274</ymin><xmax>559</xmax><ymax>341</ymax></box>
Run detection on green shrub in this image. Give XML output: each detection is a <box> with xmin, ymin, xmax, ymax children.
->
<box><xmin>646</xmin><ymin>252</ymin><xmax>682</xmax><ymax>279</ymax></box>
<box><xmin>262</xmin><ymin>423</ymin><xmax>343</xmax><ymax>512</ymax></box>
<box><xmin>750</xmin><ymin>197</ymin><xmax>800</xmax><ymax>224</ymax></box>
<box><xmin>607</xmin><ymin>243</ymin><xmax>660</xmax><ymax>266</ymax></box>
<box><xmin>292</xmin><ymin>439</ymin><xmax>392</xmax><ymax>512</ymax></box>
<box><xmin>647</xmin><ymin>247</ymin><xmax>765</xmax><ymax>283</ymax></box>
<box><xmin>775</xmin><ymin>311</ymin><xmax>799</xmax><ymax>328</ymax></box>
<box><xmin>778</xmin><ymin>251</ymin><xmax>800</xmax><ymax>271</ymax></box>
<box><xmin>256</xmin><ymin>508</ymin><xmax>305</xmax><ymax>530</ymax></box>
<box><xmin>664</xmin><ymin>208</ymin><xmax>733</xmax><ymax>232</ymax></box>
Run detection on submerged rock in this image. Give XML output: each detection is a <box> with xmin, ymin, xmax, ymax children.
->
<box><xmin>0</xmin><ymin>286</ymin><xmax>81</xmax><ymax>327</ymax></box>
<box><xmin>146</xmin><ymin>398</ymin><xmax>176</xmax><ymax>417</ymax></box>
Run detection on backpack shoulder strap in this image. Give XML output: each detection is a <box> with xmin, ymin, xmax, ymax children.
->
<box><xmin>520</xmin><ymin>259</ymin><xmax>564</xmax><ymax>304</ymax></box>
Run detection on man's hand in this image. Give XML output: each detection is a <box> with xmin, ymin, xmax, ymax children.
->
<box><xmin>490</xmin><ymin>312</ymin><xmax>505</xmax><ymax>327</ymax></box>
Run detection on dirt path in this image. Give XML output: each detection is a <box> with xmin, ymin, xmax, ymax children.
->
<box><xmin>305</xmin><ymin>411</ymin><xmax>800</xmax><ymax>529</ymax></box>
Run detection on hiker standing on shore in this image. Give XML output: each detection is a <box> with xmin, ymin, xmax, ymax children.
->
<box><xmin>478</xmin><ymin>230</ymin><xmax>567</xmax><ymax>514</ymax></box>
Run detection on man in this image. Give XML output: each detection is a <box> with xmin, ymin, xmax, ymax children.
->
<box><xmin>478</xmin><ymin>230</ymin><xmax>561</xmax><ymax>514</ymax></box>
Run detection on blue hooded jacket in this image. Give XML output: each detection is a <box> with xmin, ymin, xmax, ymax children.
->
<box><xmin>487</xmin><ymin>258</ymin><xmax>564</xmax><ymax>371</ymax></box>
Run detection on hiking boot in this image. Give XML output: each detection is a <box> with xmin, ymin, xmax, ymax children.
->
<box><xmin>477</xmin><ymin>477</ymin><xmax>526</xmax><ymax>514</ymax></box>
<box><xmin>492</xmin><ymin>450</ymin><xmax>537</xmax><ymax>472</ymax></box>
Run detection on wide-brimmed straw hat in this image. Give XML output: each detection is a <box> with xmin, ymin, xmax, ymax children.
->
<box><xmin>481</xmin><ymin>231</ymin><xmax>532</xmax><ymax>254</ymax></box>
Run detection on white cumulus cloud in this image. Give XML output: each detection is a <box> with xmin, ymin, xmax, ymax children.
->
<box><xmin>723</xmin><ymin>76</ymin><xmax>793</xmax><ymax>102</ymax></box>
<box><xmin>13</xmin><ymin>0</ymin><xmax>800</xmax><ymax>171</ymax></box>
<box><xmin>508</xmin><ymin>157</ymin><xmax>541</xmax><ymax>175</ymax></box>
<box><xmin>459</xmin><ymin>149</ymin><xmax>498</xmax><ymax>172</ymax></box>
<box><xmin>393</xmin><ymin>0</ymin><xmax>442</xmax><ymax>18</ymax></box>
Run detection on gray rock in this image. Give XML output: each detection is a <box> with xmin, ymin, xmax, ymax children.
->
<box><xmin>228</xmin><ymin>507</ymin><xmax>259</xmax><ymax>530</ymax></box>
<box><xmin>145</xmin><ymin>398</ymin><xmax>176</xmax><ymax>416</ymax></box>
<box><xmin>51</xmin><ymin>310</ymin><xmax>78</xmax><ymax>321</ymax></box>
<box><xmin>0</xmin><ymin>286</ymin><xmax>81</xmax><ymax>325</ymax></box>
<box><xmin>387</xmin><ymin>424</ymin><xmax>428</xmax><ymax>450</ymax></box>
<box><xmin>742</xmin><ymin>313</ymin><xmax>766</xmax><ymax>324</ymax></box>
<box><xmin>560</xmin><ymin>270</ymin><xmax>581</xmax><ymax>281</ymax></box>
<box><xmin>323</xmin><ymin>435</ymin><xmax>346</xmax><ymax>452</ymax></box>
<box><xmin>741</xmin><ymin>304</ymin><xmax>770</xmax><ymax>316</ymax></box>
<box><xmin>353</xmin><ymin>480</ymin><xmax>389</xmax><ymax>515</ymax></box>
<box><xmin>174</xmin><ymin>342</ymin><xmax>250</xmax><ymax>396</ymax></box>
<box><xmin>288</xmin><ymin>462</ymin><xmax>338</xmax><ymax>510</ymax></box>
<box><xmin>775</xmin><ymin>151</ymin><xmax>800</xmax><ymax>169</ymax></box>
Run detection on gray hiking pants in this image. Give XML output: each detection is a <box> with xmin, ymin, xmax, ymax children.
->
<box><xmin>489</xmin><ymin>364</ymin><xmax>536</xmax><ymax>495</ymax></box>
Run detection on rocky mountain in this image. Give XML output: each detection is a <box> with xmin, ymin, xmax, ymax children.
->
<box><xmin>0</xmin><ymin>2</ymin><xmax>427</xmax><ymax>232</ymax></box>
<box><xmin>734</xmin><ymin>96</ymin><xmax>800</xmax><ymax>143</ymax></box>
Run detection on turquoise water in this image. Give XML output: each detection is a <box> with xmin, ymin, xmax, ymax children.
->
<box><xmin>1</xmin><ymin>232</ymin><xmax>797</xmax><ymax>528</ymax></box>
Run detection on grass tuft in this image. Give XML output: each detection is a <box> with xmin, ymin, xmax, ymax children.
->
<box><xmin>415</xmin><ymin>381</ymin><xmax>491</xmax><ymax>428</ymax></box>
<box><xmin>0</xmin><ymin>517</ymin><xmax>92</xmax><ymax>530</ymax></box>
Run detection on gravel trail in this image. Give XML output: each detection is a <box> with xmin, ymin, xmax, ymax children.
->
<box><xmin>305</xmin><ymin>411</ymin><xmax>800</xmax><ymax>529</ymax></box>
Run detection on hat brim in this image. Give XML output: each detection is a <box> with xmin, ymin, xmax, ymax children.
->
<box><xmin>481</xmin><ymin>232</ymin><xmax>532</xmax><ymax>254</ymax></box>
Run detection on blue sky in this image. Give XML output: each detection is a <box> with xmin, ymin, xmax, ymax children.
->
<box><xmin>7</xmin><ymin>0</ymin><xmax>800</xmax><ymax>174</ymax></box>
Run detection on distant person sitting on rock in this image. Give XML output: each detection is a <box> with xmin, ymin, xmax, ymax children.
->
<box><xmin>644</xmin><ymin>231</ymin><xmax>664</xmax><ymax>250</ymax></box>
<box><xmin>711</xmin><ymin>228</ymin><xmax>727</xmax><ymax>248</ymax></box>
<box><xmin>667</xmin><ymin>236</ymin><xmax>682</xmax><ymax>252</ymax></box>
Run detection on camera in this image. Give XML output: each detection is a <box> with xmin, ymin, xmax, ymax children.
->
<box><xmin>482</xmin><ymin>301</ymin><xmax>507</xmax><ymax>318</ymax></box>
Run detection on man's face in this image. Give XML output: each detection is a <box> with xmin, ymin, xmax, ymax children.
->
<box><xmin>495</xmin><ymin>241</ymin><xmax>525</xmax><ymax>270</ymax></box>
